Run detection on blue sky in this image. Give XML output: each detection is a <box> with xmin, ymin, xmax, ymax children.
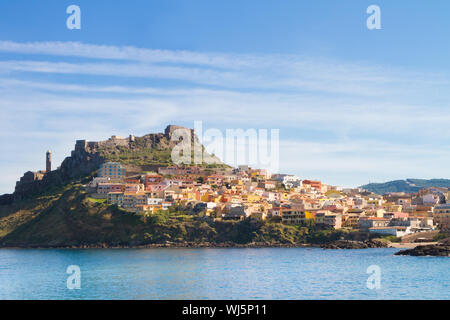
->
<box><xmin>1</xmin><ymin>0</ymin><xmax>450</xmax><ymax>193</ymax></box>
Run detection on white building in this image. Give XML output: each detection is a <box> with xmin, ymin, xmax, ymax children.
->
<box><xmin>369</xmin><ymin>226</ymin><xmax>411</xmax><ymax>237</ymax></box>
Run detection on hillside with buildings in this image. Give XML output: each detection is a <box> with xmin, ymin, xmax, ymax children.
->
<box><xmin>0</xmin><ymin>125</ymin><xmax>223</xmax><ymax>205</ymax></box>
<box><xmin>0</xmin><ymin>125</ymin><xmax>449</xmax><ymax>248</ymax></box>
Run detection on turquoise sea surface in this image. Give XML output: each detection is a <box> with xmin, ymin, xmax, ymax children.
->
<box><xmin>0</xmin><ymin>248</ymin><xmax>448</xmax><ymax>300</ymax></box>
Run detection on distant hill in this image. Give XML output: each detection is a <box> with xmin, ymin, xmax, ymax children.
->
<box><xmin>361</xmin><ymin>179</ymin><xmax>450</xmax><ymax>194</ymax></box>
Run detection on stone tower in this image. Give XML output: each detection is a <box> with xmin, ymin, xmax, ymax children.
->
<box><xmin>46</xmin><ymin>150</ymin><xmax>52</xmax><ymax>173</ymax></box>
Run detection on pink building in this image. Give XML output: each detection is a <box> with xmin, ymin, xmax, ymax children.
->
<box><xmin>384</xmin><ymin>212</ymin><xmax>409</xmax><ymax>219</ymax></box>
<box><xmin>146</xmin><ymin>183</ymin><xmax>168</xmax><ymax>192</ymax></box>
<box><xmin>97</xmin><ymin>183</ymin><xmax>124</xmax><ymax>194</ymax></box>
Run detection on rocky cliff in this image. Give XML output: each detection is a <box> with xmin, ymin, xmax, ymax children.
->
<box><xmin>6</xmin><ymin>125</ymin><xmax>215</xmax><ymax>203</ymax></box>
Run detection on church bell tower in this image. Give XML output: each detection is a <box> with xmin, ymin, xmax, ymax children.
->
<box><xmin>46</xmin><ymin>150</ymin><xmax>52</xmax><ymax>173</ymax></box>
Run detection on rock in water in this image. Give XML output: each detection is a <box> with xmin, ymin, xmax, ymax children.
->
<box><xmin>395</xmin><ymin>244</ymin><xmax>450</xmax><ymax>257</ymax></box>
<box><xmin>321</xmin><ymin>239</ymin><xmax>388</xmax><ymax>249</ymax></box>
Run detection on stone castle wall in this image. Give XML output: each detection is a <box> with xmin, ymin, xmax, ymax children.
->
<box><xmin>8</xmin><ymin>125</ymin><xmax>191</xmax><ymax>202</ymax></box>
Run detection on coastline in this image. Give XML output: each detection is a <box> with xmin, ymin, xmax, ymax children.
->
<box><xmin>0</xmin><ymin>241</ymin><xmax>395</xmax><ymax>250</ymax></box>
<box><xmin>0</xmin><ymin>239</ymin><xmax>401</xmax><ymax>250</ymax></box>
<box><xmin>3</xmin><ymin>240</ymin><xmax>445</xmax><ymax>254</ymax></box>
<box><xmin>0</xmin><ymin>242</ymin><xmax>318</xmax><ymax>249</ymax></box>
<box><xmin>6</xmin><ymin>241</ymin><xmax>447</xmax><ymax>257</ymax></box>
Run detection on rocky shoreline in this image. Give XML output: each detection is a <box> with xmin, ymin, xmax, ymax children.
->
<box><xmin>320</xmin><ymin>239</ymin><xmax>388</xmax><ymax>249</ymax></box>
<box><xmin>0</xmin><ymin>240</ymin><xmax>389</xmax><ymax>250</ymax></box>
<box><xmin>394</xmin><ymin>243</ymin><xmax>450</xmax><ymax>257</ymax></box>
<box><xmin>0</xmin><ymin>241</ymin><xmax>316</xmax><ymax>249</ymax></box>
<box><xmin>3</xmin><ymin>240</ymin><xmax>449</xmax><ymax>257</ymax></box>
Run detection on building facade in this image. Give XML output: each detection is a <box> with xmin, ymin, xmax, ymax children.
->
<box><xmin>98</xmin><ymin>162</ymin><xmax>126</xmax><ymax>180</ymax></box>
<box><xmin>434</xmin><ymin>204</ymin><xmax>450</xmax><ymax>232</ymax></box>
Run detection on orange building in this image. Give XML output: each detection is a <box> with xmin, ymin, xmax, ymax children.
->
<box><xmin>302</xmin><ymin>180</ymin><xmax>322</xmax><ymax>191</ymax></box>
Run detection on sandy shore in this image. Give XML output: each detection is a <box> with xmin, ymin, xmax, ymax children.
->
<box><xmin>388</xmin><ymin>242</ymin><xmax>438</xmax><ymax>249</ymax></box>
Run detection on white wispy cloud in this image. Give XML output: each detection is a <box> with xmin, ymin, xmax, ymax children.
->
<box><xmin>0</xmin><ymin>40</ymin><xmax>449</xmax><ymax>193</ymax></box>
<box><xmin>0</xmin><ymin>40</ymin><xmax>447</xmax><ymax>96</ymax></box>
<box><xmin>0</xmin><ymin>40</ymin><xmax>255</xmax><ymax>68</ymax></box>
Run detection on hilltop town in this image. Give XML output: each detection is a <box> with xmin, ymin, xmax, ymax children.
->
<box><xmin>0</xmin><ymin>125</ymin><xmax>449</xmax><ymax>248</ymax></box>
<box><xmin>85</xmin><ymin>161</ymin><xmax>450</xmax><ymax>239</ymax></box>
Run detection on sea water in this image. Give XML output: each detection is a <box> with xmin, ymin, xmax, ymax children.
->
<box><xmin>0</xmin><ymin>247</ymin><xmax>448</xmax><ymax>300</ymax></box>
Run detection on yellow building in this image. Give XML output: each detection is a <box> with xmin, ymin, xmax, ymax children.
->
<box><xmin>384</xmin><ymin>203</ymin><xmax>402</xmax><ymax>212</ymax></box>
<box><xmin>246</xmin><ymin>194</ymin><xmax>261</xmax><ymax>202</ymax></box>
<box><xmin>304</xmin><ymin>211</ymin><xmax>314</xmax><ymax>220</ymax></box>
<box><xmin>201</xmin><ymin>193</ymin><xmax>213</xmax><ymax>202</ymax></box>
<box><xmin>282</xmin><ymin>208</ymin><xmax>314</xmax><ymax>224</ymax></box>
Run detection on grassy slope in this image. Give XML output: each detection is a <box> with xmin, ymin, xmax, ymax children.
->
<box><xmin>0</xmin><ymin>187</ymin><xmax>65</xmax><ymax>238</ymax></box>
<box><xmin>1</xmin><ymin>185</ymin><xmax>150</xmax><ymax>247</ymax></box>
<box><xmin>99</xmin><ymin>137</ymin><xmax>228</xmax><ymax>168</ymax></box>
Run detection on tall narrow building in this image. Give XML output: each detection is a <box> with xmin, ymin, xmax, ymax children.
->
<box><xmin>46</xmin><ymin>150</ymin><xmax>52</xmax><ymax>173</ymax></box>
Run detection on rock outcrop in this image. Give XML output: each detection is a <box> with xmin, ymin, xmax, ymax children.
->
<box><xmin>0</xmin><ymin>194</ymin><xmax>13</xmax><ymax>206</ymax></box>
<box><xmin>321</xmin><ymin>239</ymin><xmax>388</xmax><ymax>249</ymax></box>
<box><xmin>395</xmin><ymin>243</ymin><xmax>450</xmax><ymax>257</ymax></box>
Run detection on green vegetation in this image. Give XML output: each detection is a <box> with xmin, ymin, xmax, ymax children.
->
<box><xmin>97</xmin><ymin>135</ymin><xmax>229</xmax><ymax>168</ymax></box>
<box><xmin>101</xmin><ymin>147</ymin><xmax>173</xmax><ymax>166</ymax></box>
<box><xmin>433</xmin><ymin>232</ymin><xmax>450</xmax><ymax>242</ymax></box>
<box><xmin>87</xmin><ymin>197</ymin><xmax>107</xmax><ymax>204</ymax></box>
<box><xmin>381</xmin><ymin>235</ymin><xmax>402</xmax><ymax>243</ymax></box>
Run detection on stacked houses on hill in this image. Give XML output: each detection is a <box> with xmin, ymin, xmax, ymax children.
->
<box><xmin>85</xmin><ymin>162</ymin><xmax>450</xmax><ymax>236</ymax></box>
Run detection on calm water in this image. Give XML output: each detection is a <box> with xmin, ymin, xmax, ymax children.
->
<box><xmin>0</xmin><ymin>248</ymin><xmax>448</xmax><ymax>300</ymax></box>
